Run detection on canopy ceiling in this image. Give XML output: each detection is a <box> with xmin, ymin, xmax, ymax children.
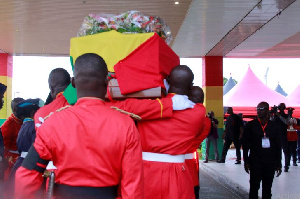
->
<box><xmin>1</xmin><ymin>0</ymin><xmax>300</xmax><ymax>58</ymax></box>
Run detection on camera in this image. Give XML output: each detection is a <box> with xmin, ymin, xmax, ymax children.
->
<box><xmin>207</xmin><ymin>112</ymin><xmax>213</xmax><ymax>120</ymax></box>
<box><xmin>270</xmin><ymin>105</ymin><xmax>278</xmax><ymax>114</ymax></box>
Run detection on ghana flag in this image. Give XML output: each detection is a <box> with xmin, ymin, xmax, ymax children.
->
<box><xmin>0</xmin><ymin>53</ymin><xmax>12</xmax><ymax>125</ymax></box>
<box><xmin>64</xmin><ymin>30</ymin><xmax>179</xmax><ymax>104</ymax></box>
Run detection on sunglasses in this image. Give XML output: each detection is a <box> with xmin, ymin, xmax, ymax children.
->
<box><xmin>256</xmin><ymin>107</ymin><xmax>268</xmax><ymax>111</ymax></box>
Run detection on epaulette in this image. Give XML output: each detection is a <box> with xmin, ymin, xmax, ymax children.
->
<box><xmin>110</xmin><ymin>106</ymin><xmax>141</xmax><ymax>121</ymax></box>
<box><xmin>44</xmin><ymin>105</ymin><xmax>72</xmax><ymax>121</ymax></box>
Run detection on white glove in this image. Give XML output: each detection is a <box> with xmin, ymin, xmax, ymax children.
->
<box><xmin>172</xmin><ymin>95</ymin><xmax>195</xmax><ymax>110</ymax></box>
<box><xmin>35</xmin><ymin>117</ymin><xmax>45</xmax><ymax>128</ymax></box>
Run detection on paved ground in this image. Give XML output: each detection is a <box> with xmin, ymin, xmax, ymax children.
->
<box><xmin>200</xmin><ymin>149</ymin><xmax>300</xmax><ymax>199</ymax></box>
<box><xmin>199</xmin><ymin>167</ymin><xmax>245</xmax><ymax>199</ymax></box>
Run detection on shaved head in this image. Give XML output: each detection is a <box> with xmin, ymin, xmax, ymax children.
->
<box><xmin>11</xmin><ymin>97</ymin><xmax>24</xmax><ymax>116</ymax></box>
<box><xmin>168</xmin><ymin>65</ymin><xmax>194</xmax><ymax>95</ymax></box>
<box><xmin>73</xmin><ymin>53</ymin><xmax>108</xmax><ymax>99</ymax></box>
<box><xmin>189</xmin><ymin>86</ymin><xmax>204</xmax><ymax>103</ymax></box>
<box><xmin>48</xmin><ymin>68</ymin><xmax>71</xmax><ymax>99</ymax></box>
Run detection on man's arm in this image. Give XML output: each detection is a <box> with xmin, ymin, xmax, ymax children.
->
<box><xmin>107</xmin><ymin>95</ymin><xmax>194</xmax><ymax>120</ymax></box>
<box><xmin>1</xmin><ymin>117</ymin><xmax>13</xmax><ymax>150</ymax></box>
<box><xmin>212</xmin><ymin>118</ymin><xmax>218</xmax><ymax>129</ymax></box>
<box><xmin>242</xmin><ymin>123</ymin><xmax>251</xmax><ymax>173</ymax></box>
<box><xmin>198</xmin><ymin>116</ymin><xmax>212</xmax><ymax>142</ymax></box>
<box><xmin>237</xmin><ymin>116</ymin><xmax>244</xmax><ymax>139</ymax></box>
<box><xmin>120</xmin><ymin>122</ymin><xmax>143</xmax><ymax>199</ymax></box>
<box><xmin>15</xmin><ymin>126</ymin><xmax>51</xmax><ymax>199</ymax></box>
<box><xmin>274</xmin><ymin>125</ymin><xmax>282</xmax><ymax>171</ymax></box>
<box><xmin>107</xmin><ymin>98</ymin><xmax>173</xmax><ymax>120</ymax></box>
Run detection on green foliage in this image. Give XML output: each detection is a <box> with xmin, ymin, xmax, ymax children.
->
<box><xmin>223</xmin><ymin>77</ymin><xmax>228</xmax><ymax>86</ymax></box>
<box><xmin>223</xmin><ymin>77</ymin><xmax>238</xmax><ymax>85</ymax></box>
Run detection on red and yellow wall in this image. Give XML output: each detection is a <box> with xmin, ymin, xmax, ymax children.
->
<box><xmin>0</xmin><ymin>53</ymin><xmax>13</xmax><ymax>125</ymax></box>
<box><xmin>202</xmin><ymin>56</ymin><xmax>224</xmax><ymax>160</ymax></box>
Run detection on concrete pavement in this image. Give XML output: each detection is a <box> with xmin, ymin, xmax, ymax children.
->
<box><xmin>200</xmin><ymin>149</ymin><xmax>300</xmax><ymax>199</ymax></box>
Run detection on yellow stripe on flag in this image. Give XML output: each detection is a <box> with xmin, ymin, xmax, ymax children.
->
<box><xmin>70</xmin><ymin>30</ymin><xmax>155</xmax><ymax>72</ymax></box>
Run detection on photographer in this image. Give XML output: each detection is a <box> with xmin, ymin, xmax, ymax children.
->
<box><xmin>204</xmin><ymin>111</ymin><xmax>220</xmax><ymax>163</ymax></box>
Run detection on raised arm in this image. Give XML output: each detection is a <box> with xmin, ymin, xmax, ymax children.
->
<box><xmin>15</xmin><ymin>127</ymin><xmax>51</xmax><ymax>199</ymax></box>
<box><xmin>106</xmin><ymin>95</ymin><xmax>195</xmax><ymax>120</ymax></box>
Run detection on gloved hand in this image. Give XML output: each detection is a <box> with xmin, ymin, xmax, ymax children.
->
<box><xmin>172</xmin><ymin>95</ymin><xmax>195</xmax><ymax>111</ymax></box>
<box><xmin>35</xmin><ymin>117</ymin><xmax>45</xmax><ymax>128</ymax></box>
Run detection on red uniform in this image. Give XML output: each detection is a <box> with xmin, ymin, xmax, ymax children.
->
<box><xmin>106</xmin><ymin>98</ymin><xmax>173</xmax><ymax>120</ymax></box>
<box><xmin>185</xmin><ymin>116</ymin><xmax>211</xmax><ymax>187</ymax></box>
<box><xmin>1</xmin><ymin>113</ymin><xmax>22</xmax><ymax>179</ymax></box>
<box><xmin>137</xmin><ymin>94</ymin><xmax>207</xmax><ymax>199</ymax></box>
<box><xmin>15</xmin><ymin>98</ymin><xmax>144</xmax><ymax>199</ymax></box>
<box><xmin>33</xmin><ymin>93</ymin><xmax>69</xmax><ymax>128</ymax></box>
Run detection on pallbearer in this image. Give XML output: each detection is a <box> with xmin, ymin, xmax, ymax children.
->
<box><xmin>15</xmin><ymin>53</ymin><xmax>144</xmax><ymax>199</ymax></box>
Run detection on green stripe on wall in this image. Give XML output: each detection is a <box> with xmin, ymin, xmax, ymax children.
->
<box><xmin>0</xmin><ymin>119</ymin><xmax>6</xmax><ymax>126</ymax></box>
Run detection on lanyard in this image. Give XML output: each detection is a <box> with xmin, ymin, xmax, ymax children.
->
<box><xmin>258</xmin><ymin>119</ymin><xmax>268</xmax><ymax>137</ymax></box>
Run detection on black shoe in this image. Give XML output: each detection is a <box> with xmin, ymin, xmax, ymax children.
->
<box><xmin>235</xmin><ymin>161</ymin><xmax>241</xmax><ymax>164</ymax></box>
<box><xmin>284</xmin><ymin>167</ymin><xmax>289</xmax><ymax>172</ymax></box>
<box><xmin>293</xmin><ymin>163</ymin><xmax>298</xmax><ymax>166</ymax></box>
<box><xmin>217</xmin><ymin>160</ymin><xmax>225</xmax><ymax>163</ymax></box>
<box><xmin>203</xmin><ymin>160</ymin><xmax>208</xmax><ymax>163</ymax></box>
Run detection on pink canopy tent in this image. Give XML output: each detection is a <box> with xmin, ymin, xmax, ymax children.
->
<box><xmin>287</xmin><ymin>85</ymin><xmax>300</xmax><ymax>118</ymax></box>
<box><xmin>287</xmin><ymin>84</ymin><xmax>300</xmax><ymax>106</ymax></box>
<box><xmin>224</xmin><ymin>67</ymin><xmax>289</xmax><ymax>107</ymax></box>
<box><xmin>223</xmin><ymin>67</ymin><xmax>300</xmax><ymax>118</ymax></box>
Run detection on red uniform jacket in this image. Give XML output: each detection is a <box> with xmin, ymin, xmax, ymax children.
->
<box><xmin>1</xmin><ymin>113</ymin><xmax>23</xmax><ymax>180</ymax></box>
<box><xmin>15</xmin><ymin>98</ymin><xmax>144</xmax><ymax>199</ymax></box>
<box><xmin>106</xmin><ymin>98</ymin><xmax>173</xmax><ymax>120</ymax></box>
<box><xmin>1</xmin><ymin>113</ymin><xmax>22</xmax><ymax>153</ymax></box>
<box><xmin>34</xmin><ymin>93</ymin><xmax>69</xmax><ymax>128</ymax></box>
<box><xmin>185</xmin><ymin>116</ymin><xmax>211</xmax><ymax>186</ymax></box>
<box><xmin>137</xmin><ymin>94</ymin><xmax>207</xmax><ymax>199</ymax></box>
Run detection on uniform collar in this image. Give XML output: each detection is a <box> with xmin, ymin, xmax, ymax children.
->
<box><xmin>76</xmin><ymin>97</ymin><xmax>105</xmax><ymax>106</ymax></box>
<box><xmin>12</xmin><ymin>114</ymin><xmax>22</xmax><ymax>124</ymax></box>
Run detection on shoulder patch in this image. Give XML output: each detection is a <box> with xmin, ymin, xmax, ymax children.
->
<box><xmin>110</xmin><ymin>106</ymin><xmax>141</xmax><ymax>121</ymax></box>
<box><xmin>44</xmin><ymin>105</ymin><xmax>72</xmax><ymax>120</ymax></box>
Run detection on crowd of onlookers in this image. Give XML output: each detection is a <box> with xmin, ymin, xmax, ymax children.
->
<box><xmin>204</xmin><ymin>104</ymin><xmax>300</xmax><ymax>198</ymax></box>
<box><xmin>205</xmin><ymin>104</ymin><xmax>300</xmax><ymax>169</ymax></box>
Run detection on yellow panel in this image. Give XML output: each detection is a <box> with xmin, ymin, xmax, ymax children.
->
<box><xmin>203</xmin><ymin>86</ymin><xmax>223</xmax><ymax>100</ymax></box>
<box><xmin>6</xmin><ymin>77</ymin><xmax>12</xmax><ymax>116</ymax></box>
<box><xmin>70</xmin><ymin>30</ymin><xmax>154</xmax><ymax>72</ymax></box>
<box><xmin>204</xmin><ymin>99</ymin><xmax>223</xmax><ymax>117</ymax></box>
<box><xmin>0</xmin><ymin>76</ymin><xmax>12</xmax><ymax>119</ymax></box>
<box><xmin>204</xmin><ymin>99</ymin><xmax>224</xmax><ymax>128</ymax></box>
<box><xmin>215</xmin><ymin>117</ymin><xmax>224</xmax><ymax>128</ymax></box>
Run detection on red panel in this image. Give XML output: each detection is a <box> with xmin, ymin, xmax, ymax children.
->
<box><xmin>0</xmin><ymin>53</ymin><xmax>13</xmax><ymax>77</ymax></box>
<box><xmin>114</xmin><ymin>33</ymin><xmax>179</xmax><ymax>94</ymax></box>
<box><xmin>202</xmin><ymin>56</ymin><xmax>223</xmax><ymax>87</ymax></box>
